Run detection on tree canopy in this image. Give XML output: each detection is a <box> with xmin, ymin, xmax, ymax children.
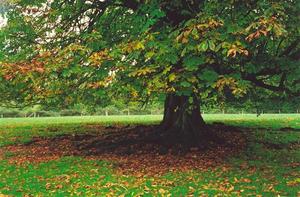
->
<box><xmin>0</xmin><ymin>0</ymin><xmax>299</xmax><ymax>141</ymax></box>
<box><xmin>0</xmin><ymin>0</ymin><xmax>299</xmax><ymax>105</ymax></box>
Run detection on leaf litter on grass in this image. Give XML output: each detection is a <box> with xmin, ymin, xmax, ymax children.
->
<box><xmin>2</xmin><ymin>124</ymin><xmax>246</xmax><ymax>176</ymax></box>
<box><xmin>0</xmin><ymin>123</ymin><xmax>299</xmax><ymax>196</ymax></box>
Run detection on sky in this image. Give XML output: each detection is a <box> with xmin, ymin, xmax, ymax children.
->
<box><xmin>0</xmin><ymin>16</ymin><xmax>7</xmax><ymax>28</ymax></box>
<box><xmin>0</xmin><ymin>0</ymin><xmax>7</xmax><ymax>28</ymax></box>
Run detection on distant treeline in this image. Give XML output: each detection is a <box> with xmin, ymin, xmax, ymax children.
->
<box><xmin>0</xmin><ymin>105</ymin><xmax>164</xmax><ymax>118</ymax></box>
<box><xmin>1</xmin><ymin>103</ymin><xmax>300</xmax><ymax>118</ymax></box>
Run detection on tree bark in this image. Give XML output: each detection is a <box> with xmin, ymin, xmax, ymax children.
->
<box><xmin>160</xmin><ymin>93</ymin><xmax>208</xmax><ymax>145</ymax></box>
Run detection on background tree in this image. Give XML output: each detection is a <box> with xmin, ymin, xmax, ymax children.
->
<box><xmin>0</xmin><ymin>0</ymin><xmax>299</xmax><ymax>145</ymax></box>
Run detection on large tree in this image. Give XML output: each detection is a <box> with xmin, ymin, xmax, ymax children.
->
<box><xmin>0</xmin><ymin>0</ymin><xmax>299</xmax><ymax>144</ymax></box>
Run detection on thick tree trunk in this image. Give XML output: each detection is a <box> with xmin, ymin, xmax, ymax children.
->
<box><xmin>160</xmin><ymin>93</ymin><xmax>208</xmax><ymax>145</ymax></box>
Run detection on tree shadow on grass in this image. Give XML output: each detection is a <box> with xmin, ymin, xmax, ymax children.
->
<box><xmin>1</xmin><ymin>123</ymin><xmax>249</xmax><ymax>175</ymax></box>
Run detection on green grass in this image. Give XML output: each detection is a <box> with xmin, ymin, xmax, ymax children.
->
<box><xmin>1</xmin><ymin>113</ymin><xmax>298</xmax><ymax>128</ymax></box>
<box><xmin>0</xmin><ymin>114</ymin><xmax>299</xmax><ymax>147</ymax></box>
<box><xmin>0</xmin><ymin>114</ymin><xmax>299</xmax><ymax>196</ymax></box>
<box><xmin>0</xmin><ymin>115</ymin><xmax>161</xmax><ymax>146</ymax></box>
<box><xmin>0</xmin><ymin>115</ymin><xmax>162</xmax><ymax>127</ymax></box>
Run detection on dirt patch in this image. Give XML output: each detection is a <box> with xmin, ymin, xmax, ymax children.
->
<box><xmin>1</xmin><ymin>124</ymin><xmax>246</xmax><ymax>176</ymax></box>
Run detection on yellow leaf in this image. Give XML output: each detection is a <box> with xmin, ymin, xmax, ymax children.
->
<box><xmin>182</xmin><ymin>37</ymin><xmax>189</xmax><ymax>44</ymax></box>
<box><xmin>227</xmin><ymin>49</ymin><xmax>237</xmax><ymax>57</ymax></box>
<box><xmin>159</xmin><ymin>188</ymin><xmax>166</xmax><ymax>194</ymax></box>
<box><xmin>145</xmin><ymin>51</ymin><xmax>155</xmax><ymax>59</ymax></box>
<box><xmin>168</xmin><ymin>73</ymin><xmax>176</xmax><ymax>82</ymax></box>
<box><xmin>133</xmin><ymin>41</ymin><xmax>145</xmax><ymax>50</ymax></box>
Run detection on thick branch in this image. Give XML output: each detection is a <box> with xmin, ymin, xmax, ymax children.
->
<box><xmin>279</xmin><ymin>37</ymin><xmax>300</xmax><ymax>57</ymax></box>
<box><xmin>242</xmin><ymin>73</ymin><xmax>293</xmax><ymax>95</ymax></box>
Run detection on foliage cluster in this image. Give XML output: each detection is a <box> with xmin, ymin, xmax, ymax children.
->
<box><xmin>0</xmin><ymin>0</ymin><xmax>299</xmax><ymax>110</ymax></box>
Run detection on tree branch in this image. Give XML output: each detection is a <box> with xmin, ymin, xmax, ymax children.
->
<box><xmin>241</xmin><ymin>73</ymin><xmax>295</xmax><ymax>96</ymax></box>
<box><xmin>279</xmin><ymin>37</ymin><xmax>300</xmax><ymax>57</ymax></box>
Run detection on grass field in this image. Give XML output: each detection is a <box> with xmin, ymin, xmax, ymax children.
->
<box><xmin>0</xmin><ymin>114</ymin><xmax>299</xmax><ymax>196</ymax></box>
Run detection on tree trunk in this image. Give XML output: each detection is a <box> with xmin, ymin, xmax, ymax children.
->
<box><xmin>160</xmin><ymin>93</ymin><xmax>208</xmax><ymax>145</ymax></box>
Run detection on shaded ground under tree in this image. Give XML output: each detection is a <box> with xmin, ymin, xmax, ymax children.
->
<box><xmin>0</xmin><ymin>123</ymin><xmax>246</xmax><ymax>175</ymax></box>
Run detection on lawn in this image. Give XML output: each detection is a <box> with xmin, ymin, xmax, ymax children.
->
<box><xmin>0</xmin><ymin>114</ymin><xmax>299</xmax><ymax>196</ymax></box>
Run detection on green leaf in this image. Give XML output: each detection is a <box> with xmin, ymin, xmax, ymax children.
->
<box><xmin>215</xmin><ymin>44</ymin><xmax>222</xmax><ymax>52</ymax></box>
<box><xmin>198</xmin><ymin>69</ymin><xmax>219</xmax><ymax>82</ymax></box>
<box><xmin>180</xmin><ymin>81</ymin><xmax>191</xmax><ymax>87</ymax></box>
<box><xmin>198</xmin><ymin>41</ymin><xmax>208</xmax><ymax>52</ymax></box>
<box><xmin>181</xmin><ymin>47</ymin><xmax>187</xmax><ymax>57</ymax></box>
<box><xmin>191</xmin><ymin>28</ymin><xmax>198</xmax><ymax>36</ymax></box>
<box><xmin>145</xmin><ymin>51</ymin><xmax>155</xmax><ymax>59</ymax></box>
<box><xmin>177</xmin><ymin>89</ymin><xmax>192</xmax><ymax>96</ymax></box>
<box><xmin>208</xmin><ymin>40</ymin><xmax>216</xmax><ymax>51</ymax></box>
<box><xmin>183</xmin><ymin>56</ymin><xmax>205</xmax><ymax>71</ymax></box>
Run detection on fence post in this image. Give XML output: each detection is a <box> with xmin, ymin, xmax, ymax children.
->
<box><xmin>105</xmin><ymin>110</ymin><xmax>108</xmax><ymax>116</ymax></box>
